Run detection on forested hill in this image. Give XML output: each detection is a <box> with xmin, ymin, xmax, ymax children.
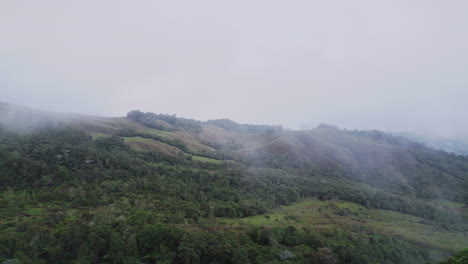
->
<box><xmin>1</xmin><ymin>104</ymin><xmax>467</xmax><ymax>264</ymax></box>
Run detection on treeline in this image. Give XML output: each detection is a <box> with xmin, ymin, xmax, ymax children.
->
<box><xmin>127</xmin><ymin>110</ymin><xmax>282</xmax><ymax>134</ymax></box>
<box><xmin>127</xmin><ymin>110</ymin><xmax>202</xmax><ymax>133</ymax></box>
<box><xmin>205</xmin><ymin>118</ymin><xmax>282</xmax><ymax>134</ymax></box>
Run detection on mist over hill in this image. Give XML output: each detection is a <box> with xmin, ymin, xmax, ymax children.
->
<box><xmin>394</xmin><ymin>131</ymin><xmax>468</xmax><ymax>156</ymax></box>
<box><xmin>0</xmin><ymin>104</ymin><xmax>467</xmax><ymax>263</ymax></box>
<box><xmin>3</xmin><ymin>1</ymin><xmax>468</xmax><ymax>262</ymax></box>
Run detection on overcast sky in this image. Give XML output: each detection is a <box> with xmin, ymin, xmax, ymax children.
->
<box><xmin>1</xmin><ymin>0</ymin><xmax>468</xmax><ymax>136</ymax></box>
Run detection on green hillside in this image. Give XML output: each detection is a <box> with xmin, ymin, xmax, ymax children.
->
<box><xmin>0</xmin><ymin>105</ymin><xmax>467</xmax><ymax>263</ymax></box>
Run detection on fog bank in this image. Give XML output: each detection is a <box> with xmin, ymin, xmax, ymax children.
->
<box><xmin>1</xmin><ymin>0</ymin><xmax>468</xmax><ymax>137</ymax></box>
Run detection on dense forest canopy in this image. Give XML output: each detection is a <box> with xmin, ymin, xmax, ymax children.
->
<box><xmin>0</xmin><ymin>107</ymin><xmax>467</xmax><ymax>264</ymax></box>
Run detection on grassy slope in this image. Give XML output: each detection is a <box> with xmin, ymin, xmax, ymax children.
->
<box><xmin>190</xmin><ymin>154</ymin><xmax>223</xmax><ymax>164</ymax></box>
<box><xmin>71</xmin><ymin>116</ymin><xmax>219</xmax><ymax>158</ymax></box>
<box><xmin>217</xmin><ymin>199</ymin><xmax>468</xmax><ymax>252</ymax></box>
<box><xmin>122</xmin><ymin>136</ymin><xmax>184</xmax><ymax>155</ymax></box>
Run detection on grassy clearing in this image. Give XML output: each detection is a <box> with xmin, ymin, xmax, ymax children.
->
<box><xmin>123</xmin><ymin>136</ymin><xmax>148</xmax><ymax>142</ymax></box>
<box><xmin>431</xmin><ymin>198</ymin><xmax>466</xmax><ymax>208</ymax></box>
<box><xmin>144</xmin><ymin>128</ymin><xmax>173</xmax><ymax>137</ymax></box>
<box><xmin>123</xmin><ymin>137</ymin><xmax>151</xmax><ymax>152</ymax></box>
<box><xmin>122</xmin><ymin>137</ymin><xmax>182</xmax><ymax>155</ymax></box>
<box><xmin>217</xmin><ymin>199</ymin><xmax>468</xmax><ymax>252</ymax></box>
<box><xmin>89</xmin><ymin>132</ymin><xmax>110</xmax><ymax>140</ymax></box>
<box><xmin>190</xmin><ymin>155</ymin><xmax>223</xmax><ymax>164</ymax></box>
<box><xmin>369</xmin><ymin>209</ymin><xmax>468</xmax><ymax>251</ymax></box>
<box><xmin>123</xmin><ymin>137</ymin><xmax>222</xmax><ymax>164</ymax></box>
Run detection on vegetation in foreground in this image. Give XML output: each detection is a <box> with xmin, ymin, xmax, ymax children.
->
<box><xmin>0</xmin><ymin>108</ymin><xmax>467</xmax><ymax>263</ymax></box>
<box><xmin>437</xmin><ymin>249</ymin><xmax>468</xmax><ymax>264</ymax></box>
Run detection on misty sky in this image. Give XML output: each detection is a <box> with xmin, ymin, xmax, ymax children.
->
<box><xmin>1</xmin><ymin>1</ymin><xmax>468</xmax><ymax>136</ymax></box>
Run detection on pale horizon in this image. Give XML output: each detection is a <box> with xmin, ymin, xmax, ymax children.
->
<box><xmin>2</xmin><ymin>0</ymin><xmax>468</xmax><ymax>137</ymax></box>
